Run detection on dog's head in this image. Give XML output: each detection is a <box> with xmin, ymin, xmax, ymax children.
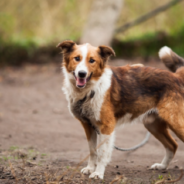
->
<box><xmin>57</xmin><ymin>40</ymin><xmax>115</xmax><ymax>89</ymax></box>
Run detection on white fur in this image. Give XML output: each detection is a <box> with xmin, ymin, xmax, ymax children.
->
<box><xmin>151</xmin><ymin>148</ymin><xmax>174</xmax><ymax>170</ymax></box>
<box><xmin>89</xmin><ymin>68</ymin><xmax>112</xmax><ymax>121</ymax></box>
<box><xmin>89</xmin><ymin>132</ymin><xmax>115</xmax><ymax>179</ymax></box>
<box><xmin>75</xmin><ymin>44</ymin><xmax>88</xmax><ymax>77</ymax></box>
<box><xmin>131</xmin><ymin>63</ymin><xmax>144</xmax><ymax>67</ymax></box>
<box><xmin>81</xmin><ymin>130</ymin><xmax>97</xmax><ymax>175</ymax></box>
<box><xmin>159</xmin><ymin>46</ymin><xmax>171</xmax><ymax>59</ymax></box>
<box><xmin>116</xmin><ymin>108</ymin><xmax>158</xmax><ymax>127</ymax></box>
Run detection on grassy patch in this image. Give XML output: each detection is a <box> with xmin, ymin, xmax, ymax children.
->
<box><xmin>9</xmin><ymin>146</ymin><xmax>19</xmax><ymax>151</ymax></box>
<box><xmin>41</xmin><ymin>153</ymin><xmax>47</xmax><ymax>157</ymax></box>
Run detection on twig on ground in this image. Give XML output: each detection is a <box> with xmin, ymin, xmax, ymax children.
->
<box><xmin>9</xmin><ymin>161</ymin><xmax>18</xmax><ymax>184</ymax></box>
<box><xmin>45</xmin><ymin>172</ymin><xmax>49</xmax><ymax>184</ymax></box>
<box><xmin>110</xmin><ymin>175</ymin><xmax>125</xmax><ymax>184</ymax></box>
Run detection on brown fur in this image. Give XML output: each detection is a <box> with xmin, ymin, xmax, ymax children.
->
<box><xmin>99</xmin><ymin>89</ymin><xmax>116</xmax><ymax>135</ymax></box>
<box><xmin>80</xmin><ymin>120</ymin><xmax>94</xmax><ymax>141</ymax></box>
<box><xmin>99</xmin><ymin>64</ymin><xmax>184</xmax><ymax>155</ymax></box>
<box><xmin>144</xmin><ymin>116</ymin><xmax>178</xmax><ymax>154</ymax></box>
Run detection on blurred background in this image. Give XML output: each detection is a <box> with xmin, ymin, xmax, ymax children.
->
<box><xmin>0</xmin><ymin>0</ymin><xmax>184</xmax><ymax>65</ymax></box>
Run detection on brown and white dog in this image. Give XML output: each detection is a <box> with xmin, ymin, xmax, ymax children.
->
<box><xmin>57</xmin><ymin>40</ymin><xmax>184</xmax><ymax>179</ymax></box>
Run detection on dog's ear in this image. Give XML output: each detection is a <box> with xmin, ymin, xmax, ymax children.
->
<box><xmin>56</xmin><ymin>40</ymin><xmax>76</xmax><ymax>53</ymax></box>
<box><xmin>98</xmin><ymin>45</ymin><xmax>115</xmax><ymax>59</ymax></box>
<box><xmin>98</xmin><ymin>46</ymin><xmax>115</xmax><ymax>69</ymax></box>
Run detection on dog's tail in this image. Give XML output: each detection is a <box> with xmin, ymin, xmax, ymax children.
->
<box><xmin>159</xmin><ymin>46</ymin><xmax>184</xmax><ymax>72</ymax></box>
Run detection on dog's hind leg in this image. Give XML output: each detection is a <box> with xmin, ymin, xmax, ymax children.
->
<box><xmin>163</xmin><ymin>112</ymin><xmax>184</xmax><ymax>143</ymax></box>
<box><xmin>169</xmin><ymin>126</ymin><xmax>184</xmax><ymax>143</ymax></box>
<box><xmin>158</xmin><ymin>100</ymin><xmax>184</xmax><ymax>143</ymax></box>
<box><xmin>80</xmin><ymin>122</ymin><xmax>98</xmax><ymax>175</ymax></box>
<box><xmin>143</xmin><ymin>115</ymin><xmax>178</xmax><ymax>170</ymax></box>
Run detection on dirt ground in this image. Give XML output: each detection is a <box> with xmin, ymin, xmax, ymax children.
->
<box><xmin>0</xmin><ymin>58</ymin><xmax>184</xmax><ymax>184</ymax></box>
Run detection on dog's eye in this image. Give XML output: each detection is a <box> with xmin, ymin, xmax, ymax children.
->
<box><xmin>89</xmin><ymin>58</ymin><xmax>95</xmax><ymax>63</ymax></box>
<box><xmin>74</xmin><ymin>56</ymin><xmax>80</xmax><ymax>62</ymax></box>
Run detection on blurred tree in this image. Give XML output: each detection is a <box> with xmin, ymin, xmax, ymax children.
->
<box><xmin>80</xmin><ymin>0</ymin><xmax>123</xmax><ymax>46</ymax></box>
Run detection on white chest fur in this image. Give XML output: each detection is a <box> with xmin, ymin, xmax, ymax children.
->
<box><xmin>62</xmin><ymin>67</ymin><xmax>112</xmax><ymax>123</ymax></box>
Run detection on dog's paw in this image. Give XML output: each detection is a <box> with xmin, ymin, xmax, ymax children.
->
<box><xmin>89</xmin><ymin>171</ymin><xmax>104</xmax><ymax>179</ymax></box>
<box><xmin>81</xmin><ymin>167</ymin><xmax>94</xmax><ymax>175</ymax></box>
<box><xmin>150</xmin><ymin>163</ymin><xmax>167</xmax><ymax>170</ymax></box>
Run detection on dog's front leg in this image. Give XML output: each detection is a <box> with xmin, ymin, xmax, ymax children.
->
<box><xmin>89</xmin><ymin>131</ymin><xmax>115</xmax><ymax>179</ymax></box>
<box><xmin>80</xmin><ymin>122</ymin><xmax>97</xmax><ymax>175</ymax></box>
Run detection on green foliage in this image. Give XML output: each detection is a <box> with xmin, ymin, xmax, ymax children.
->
<box><xmin>113</xmin><ymin>24</ymin><xmax>184</xmax><ymax>58</ymax></box>
<box><xmin>0</xmin><ymin>0</ymin><xmax>93</xmax><ymax>44</ymax></box>
<box><xmin>0</xmin><ymin>0</ymin><xmax>183</xmax><ymax>45</ymax></box>
<box><xmin>0</xmin><ymin>0</ymin><xmax>184</xmax><ymax>65</ymax></box>
<box><xmin>116</xmin><ymin>0</ymin><xmax>184</xmax><ymax>41</ymax></box>
<box><xmin>66</xmin><ymin>166</ymin><xmax>70</xmax><ymax>169</ymax></box>
<box><xmin>0</xmin><ymin>12</ymin><xmax>15</xmax><ymax>41</ymax></box>
<box><xmin>0</xmin><ymin>40</ymin><xmax>37</xmax><ymax>66</ymax></box>
<box><xmin>2</xmin><ymin>156</ymin><xmax>8</xmax><ymax>161</ymax></box>
<box><xmin>158</xmin><ymin>175</ymin><xmax>163</xmax><ymax>180</ymax></box>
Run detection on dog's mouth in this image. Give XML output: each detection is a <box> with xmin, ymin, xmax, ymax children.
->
<box><xmin>73</xmin><ymin>72</ymin><xmax>93</xmax><ymax>88</ymax></box>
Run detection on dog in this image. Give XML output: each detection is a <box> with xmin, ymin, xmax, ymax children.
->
<box><xmin>57</xmin><ymin>40</ymin><xmax>184</xmax><ymax>179</ymax></box>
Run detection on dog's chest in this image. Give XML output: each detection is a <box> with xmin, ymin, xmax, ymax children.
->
<box><xmin>69</xmin><ymin>91</ymin><xmax>100</xmax><ymax>124</ymax></box>
<box><xmin>62</xmin><ymin>67</ymin><xmax>113</xmax><ymax>125</ymax></box>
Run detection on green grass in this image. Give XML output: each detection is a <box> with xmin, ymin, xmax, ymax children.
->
<box><xmin>158</xmin><ymin>174</ymin><xmax>164</xmax><ymax>180</ymax></box>
<box><xmin>9</xmin><ymin>146</ymin><xmax>19</xmax><ymax>151</ymax></box>
<box><xmin>41</xmin><ymin>153</ymin><xmax>47</xmax><ymax>157</ymax></box>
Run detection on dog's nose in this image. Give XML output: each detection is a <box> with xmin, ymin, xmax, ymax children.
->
<box><xmin>78</xmin><ymin>70</ymin><xmax>87</xmax><ymax>78</ymax></box>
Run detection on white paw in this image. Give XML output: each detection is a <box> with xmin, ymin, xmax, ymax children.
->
<box><xmin>89</xmin><ymin>171</ymin><xmax>104</xmax><ymax>179</ymax></box>
<box><xmin>151</xmin><ymin>163</ymin><xmax>167</xmax><ymax>170</ymax></box>
<box><xmin>81</xmin><ymin>167</ymin><xmax>94</xmax><ymax>175</ymax></box>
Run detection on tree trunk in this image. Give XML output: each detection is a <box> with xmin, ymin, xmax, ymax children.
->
<box><xmin>80</xmin><ymin>0</ymin><xmax>123</xmax><ymax>46</ymax></box>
